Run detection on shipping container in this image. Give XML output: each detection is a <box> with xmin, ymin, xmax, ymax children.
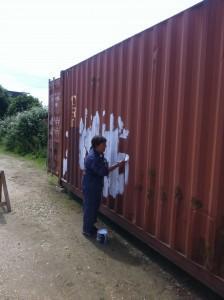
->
<box><xmin>48</xmin><ymin>0</ymin><xmax>224</xmax><ymax>296</ymax></box>
<box><xmin>48</xmin><ymin>78</ymin><xmax>62</xmax><ymax>176</ymax></box>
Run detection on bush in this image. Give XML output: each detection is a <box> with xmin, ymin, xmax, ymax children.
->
<box><xmin>0</xmin><ymin>85</ymin><xmax>9</xmax><ymax>118</ymax></box>
<box><xmin>0</xmin><ymin>115</ymin><xmax>15</xmax><ymax>142</ymax></box>
<box><xmin>7</xmin><ymin>94</ymin><xmax>41</xmax><ymax>116</ymax></box>
<box><xmin>3</xmin><ymin>107</ymin><xmax>48</xmax><ymax>156</ymax></box>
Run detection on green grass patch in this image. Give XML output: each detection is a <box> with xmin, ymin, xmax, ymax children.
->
<box><xmin>48</xmin><ymin>174</ymin><xmax>58</xmax><ymax>186</ymax></box>
<box><xmin>0</xmin><ymin>144</ymin><xmax>5</xmax><ymax>154</ymax></box>
<box><xmin>0</xmin><ymin>143</ymin><xmax>47</xmax><ymax>170</ymax></box>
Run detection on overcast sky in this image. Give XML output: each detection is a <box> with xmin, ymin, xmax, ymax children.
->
<box><xmin>0</xmin><ymin>0</ymin><xmax>202</xmax><ymax>105</ymax></box>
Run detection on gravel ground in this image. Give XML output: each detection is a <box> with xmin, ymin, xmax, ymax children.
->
<box><xmin>0</xmin><ymin>153</ymin><xmax>220</xmax><ymax>300</ymax></box>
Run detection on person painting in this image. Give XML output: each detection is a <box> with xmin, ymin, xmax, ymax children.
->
<box><xmin>82</xmin><ymin>135</ymin><xmax>125</xmax><ymax>237</ymax></box>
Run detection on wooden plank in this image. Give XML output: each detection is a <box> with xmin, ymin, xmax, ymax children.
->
<box><xmin>0</xmin><ymin>171</ymin><xmax>11</xmax><ymax>212</ymax></box>
<box><xmin>0</xmin><ymin>176</ymin><xmax>2</xmax><ymax>202</ymax></box>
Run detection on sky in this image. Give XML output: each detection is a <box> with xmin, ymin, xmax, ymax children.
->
<box><xmin>0</xmin><ymin>0</ymin><xmax>202</xmax><ymax>105</ymax></box>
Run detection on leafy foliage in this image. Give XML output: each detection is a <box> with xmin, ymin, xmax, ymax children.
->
<box><xmin>0</xmin><ymin>85</ymin><xmax>9</xmax><ymax>118</ymax></box>
<box><xmin>2</xmin><ymin>107</ymin><xmax>48</xmax><ymax>156</ymax></box>
<box><xmin>0</xmin><ymin>84</ymin><xmax>48</xmax><ymax>158</ymax></box>
<box><xmin>7</xmin><ymin>94</ymin><xmax>41</xmax><ymax>116</ymax></box>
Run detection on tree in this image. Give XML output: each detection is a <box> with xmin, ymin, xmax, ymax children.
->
<box><xmin>7</xmin><ymin>94</ymin><xmax>41</xmax><ymax>116</ymax></box>
<box><xmin>0</xmin><ymin>85</ymin><xmax>9</xmax><ymax>118</ymax></box>
<box><xmin>4</xmin><ymin>106</ymin><xmax>48</xmax><ymax>156</ymax></box>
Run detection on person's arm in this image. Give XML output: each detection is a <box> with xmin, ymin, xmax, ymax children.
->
<box><xmin>108</xmin><ymin>160</ymin><xmax>125</xmax><ymax>172</ymax></box>
<box><xmin>88</xmin><ymin>157</ymin><xmax>109</xmax><ymax>177</ymax></box>
<box><xmin>87</xmin><ymin>156</ymin><xmax>126</xmax><ymax>176</ymax></box>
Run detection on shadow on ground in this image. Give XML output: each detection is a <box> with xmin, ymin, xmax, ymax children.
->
<box><xmin>98</xmin><ymin>212</ymin><xmax>223</xmax><ymax>300</ymax></box>
<box><xmin>69</xmin><ymin>192</ymin><xmax>222</xmax><ymax>300</ymax></box>
<box><xmin>86</xmin><ymin>234</ymin><xmax>142</xmax><ymax>266</ymax></box>
<box><xmin>0</xmin><ymin>208</ymin><xmax>7</xmax><ymax>225</ymax></box>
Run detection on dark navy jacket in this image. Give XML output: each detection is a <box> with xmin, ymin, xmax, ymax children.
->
<box><xmin>82</xmin><ymin>148</ymin><xmax>109</xmax><ymax>191</ymax></box>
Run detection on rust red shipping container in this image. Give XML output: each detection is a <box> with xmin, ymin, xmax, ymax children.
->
<box><xmin>48</xmin><ymin>0</ymin><xmax>224</xmax><ymax>296</ymax></box>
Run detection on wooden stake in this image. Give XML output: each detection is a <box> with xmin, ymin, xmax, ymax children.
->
<box><xmin>0</xmin><ymin>170</ymin><xmax>11</xmax><ymax>212</ymax></box>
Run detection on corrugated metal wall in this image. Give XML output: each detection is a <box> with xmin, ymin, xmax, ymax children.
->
<box><xmin>48</xmin><ymin>78</ymin><xmax>62</xmax><ymax>176</ymax></box>
<box><xmin>48</xmin><ymin>0</ymin><xmax>224</xmax><ymax>296</ymax></box>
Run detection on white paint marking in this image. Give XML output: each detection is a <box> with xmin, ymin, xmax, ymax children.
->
<box><xmin>79</xmin><ymin>109</ymin><xmax>130</xmax><ymax>198</ymax></box>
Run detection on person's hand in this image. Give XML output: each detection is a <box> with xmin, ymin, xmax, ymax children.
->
<box><xmin>117</xmin><ymin>160</ymin><xmax>125</xmax><ymax>168</ymax></box>
<box><xmin>109</xmin><ymin>159</ymin><xmax>126</xmax><ymax>172</ymax></box>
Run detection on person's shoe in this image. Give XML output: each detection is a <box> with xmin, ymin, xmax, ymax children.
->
<box><xmin>82</xmin><ymin>231</ymin><xmax>92</xmax><ymax>237</ymax></box>
<box><xmin>82</xmin><ymin>226</ymin><xmax>98</xmax><ymax>238</ymax></box>
<box><xmin>92</xmin><ymin>226</ymin><xmax>98</xmax><ymax>233</ymax></box>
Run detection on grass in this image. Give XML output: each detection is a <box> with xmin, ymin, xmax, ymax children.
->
<box><xmin>0</xmin><ymin>143</ymin><xmax>47</xmax><ymax>170</ymax></box>
<box><xmin>0</xmin><ymin>143</ymin><xmax>60</xmax><ymax>187</ymax></box>
<box><xmin>48</xmin><ymin>174</ymin><xmax>59</xmax><ymax>186</ymax></box>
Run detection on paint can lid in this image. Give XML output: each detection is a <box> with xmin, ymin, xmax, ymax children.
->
<box><xmin>97</xmin><ymin>228</ymin><xmax>108</xmax><ymax>235</ymax></box>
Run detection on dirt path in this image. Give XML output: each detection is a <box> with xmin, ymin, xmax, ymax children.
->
<box><xmin>0</xmin><ymin>153</ymin><xmax>214</xmax><ymax>300</ymax></box>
